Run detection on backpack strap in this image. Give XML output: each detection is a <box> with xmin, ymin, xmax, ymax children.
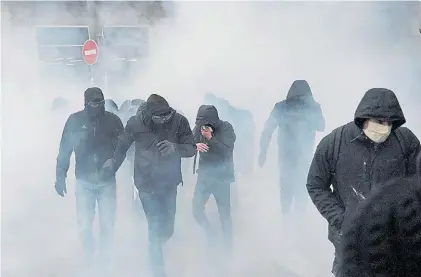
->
<box><xmin>394</xmin><ymin>128</ymin><xmax>409</xmax><ymax>175</ymax></box>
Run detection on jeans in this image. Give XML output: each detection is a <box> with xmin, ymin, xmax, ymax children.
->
<box><xmin>192</xmin><ymin>176</ymin><xmax>232</xmax><ymax>250</ymax></box>
<box><xmin>139</xmin><ymin>186</ymin><xmax>178</xmax><ymax>277</ymax></box>
<box><xmin>75</xmin><ymin>179</ymin><xmax>117</xmax><ymax>265</ymax></box>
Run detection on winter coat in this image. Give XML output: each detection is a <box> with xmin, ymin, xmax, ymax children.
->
<box><xmin>113</xmin><ymin>97</ymin><xmax>196</xmax><ymax>192</ymax></box>
<box><xmin>194</xmin><ymin>105</ymin><xmax>236</xmax><ymax>182</ymax></box>
<box><xmin>340</xmin><ymin>177</ymin><xmax>421</xmax><ymax>277</ymax></box>
<box><xmin>56</xmin><ymin>109</ymin><xmax>124</xmax><ymax>183</ymax></box>
<box><xmin>307</xmin><ymin>88</ymin><xmax>421</xmax><ymax>246</ymax></box>
<box><xmin>203</xmin><ymin>95</ymin><xmax>255</xmax><ymax>176</ymax></box>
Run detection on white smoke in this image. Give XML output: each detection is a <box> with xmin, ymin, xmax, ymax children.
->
<box><xmin>1</xmin><ymin>1</ymin><xmax>420</xmax><ymax>277</ymax></box>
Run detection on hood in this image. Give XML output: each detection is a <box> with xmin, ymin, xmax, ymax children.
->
<box><xmin>84</xmin><ymin>87</ymin><xmax>105</xmax><ymax>118</ymax></box>
<box><xmin>354</xmin><ymin>88</ymin><xmax>406</xmax><ymax>130</ymax></box>
<box><xmin>84</xmin><ymin>87</ymin><xmax>104</xmax><ymax>105</ymax></box>
<box><xmin>146</xmin><ymin>94</ymin><xmax>171</xmax><ymax>116</ymax></box>
<box><xmin>195</xmin><ymin>105</ymin><xmax>220</xmax><ymax>128</ymax></box>
<box><xmin>286</xmin><ymin>80</ymin><xmax>313</xmax><ymax>101</ymax></box>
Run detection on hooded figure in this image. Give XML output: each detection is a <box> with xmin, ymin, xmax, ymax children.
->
<box><xmin>84</xmin><ymin>87</ymin><xmax>106</xmax><ymax>118</ymax></box>
<box><xmin>104</xmin><ymin>99</ymin><xmax>119</xmax><ymax>114</ymax></box>
<box><xmin>259</xmin><ymin>80</ymin><xmax>325</xmax><ymax>216</ymax></box>
<box><xmin>119</xmin><ymin>98</ymin><xmax>145</xmax><ymax>125</ymax></box>
<box><xmin>340</xmin><ymin>177</ymin><xmax>421</xmax><ymax>277</ymax></box>
<box><xmin>102</xmin><ymin>93</ymin><xmax>196</xmax><ymax>277</ymax></box>
<box><xmin>203</xmin><ymin>93</ymin><xmax>255</xmax><ymax>177</ymax></box>
<box><xmin>306</xmin><ymin>88</ymin><xmax>420</xmax><ymax>277</ymax></box>
<box><xmin>193</xmin><ymin>104</ymin><xmax>236</xmax><ymax>251</ymax></box>
<box><xmin>55</xmin><ymin>87</ymin><xmax>124</xmax><ymax>266</ymax></box>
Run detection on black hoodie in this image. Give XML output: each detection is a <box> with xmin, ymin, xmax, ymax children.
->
<box><xmin>340</xmin><ymin>177</ymin><xmax>421</xmax><ymax>277</ymax></box>
<box><xmin>112</xmin><ymin>94</ymin><xmax>196</xmax><ymax>192</ymax></box>
<box><xmin>307</xmin><ymin>88</ymin><xmax>420</xmax><ymax>245</ymax></box>
<box><xmin>56</xmin><ymin>88</ymin><xmax>124</xmax><ymax>183</ymax></box>
<box><xmin>194</xmin><ymin>105</ymin><xmax>236</xmax><ymax>181</ymax></box>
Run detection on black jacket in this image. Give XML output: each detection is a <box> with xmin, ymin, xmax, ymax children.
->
<box><xmin>113</xmin><ymin>107</ymin><xmax>196</xmax><ymax>192</ymax></box>
<box><xmin>260</xmin><ymin>80</ymin><xmax>325</xmax><ymax>164</ymax></box>
<box><xmin>307</xmin><ymin>88</ymin><xmax>420</xmax><ymax>241</ymax></box>
<box><xmin>56</xmin><ymin>110</ymin><xmax>124</xmax><ymax>183</ymax></box>
<box><xmin>194</xmin><ymin>105</ymin><xmax>236</xmax><ymax>182</ymax></box>
<box><xmin>340</xmin><ymin>177</ymin><xmax>421</xmax><ymax>277</ymax></box>
<box><xmin>203</xmin><ymin>95</ymin><xmax>254</xmax><ymax>176</ymax></box>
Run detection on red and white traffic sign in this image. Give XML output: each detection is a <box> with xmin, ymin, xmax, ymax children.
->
<box><xmin>82</xmin><ymin>39</ymin><xmax>99</xmax><ymax>65</ymax></box>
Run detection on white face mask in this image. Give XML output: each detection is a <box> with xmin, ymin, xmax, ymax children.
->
<box><xmin>363</xmin><ymin>119</ymin><xmax>392</xmax><ymax>143</ymax></box>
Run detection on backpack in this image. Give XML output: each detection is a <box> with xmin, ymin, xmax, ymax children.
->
<box><xmin>330</xmin><ymin>126</ymin><xmax>410</xmax><ymax>178</ymax></box>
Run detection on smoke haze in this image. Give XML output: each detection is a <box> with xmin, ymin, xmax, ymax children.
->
<box><xmin>1</xmin><ymin>1</ymin><xmax>420</xmax><ymax>277</ymax></box>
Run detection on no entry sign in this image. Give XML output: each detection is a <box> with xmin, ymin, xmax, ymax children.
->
<box><xmin>82</xmin><ymin>39</ymin><xmax>99</xmax><ymax>65</ymax></box>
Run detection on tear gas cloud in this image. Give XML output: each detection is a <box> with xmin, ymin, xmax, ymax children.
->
<box><xmin>1</xmin><ymin>1</ymin><xmax>421</xmax><ymax>277</ymax></box>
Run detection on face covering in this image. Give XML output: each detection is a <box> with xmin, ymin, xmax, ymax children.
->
<box><xmin>86</xmin><ymin>100</ymin><xmax>105</xmax><ymax>118</ymax></box>
<box><xmin>363</xmin><ymin>119</ymin><xmax>392</xmax><ymax>143</ymax></box>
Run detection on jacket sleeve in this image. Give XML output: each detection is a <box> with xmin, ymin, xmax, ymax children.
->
<box><xmin>112</xmin><ymin>116</ymin><xmax>135</xmax><ymax>171</ymax></box>
<box><xmin>112</xmin><ymin>115</ymin><xmax>124</xmax><ymax>150</ymax></box>
<box><xmin>175</xmin><ymin>116</ymin><xmax>196</xmax><ymax>158</ymax></box>
<box><xmin>307</xmin><ymin>134</ymin><xmax>345</xmax><ymax>228</ymax></box>
<box><xmin>259</xmin><ymin>104</ymin><xmax>278</xmax><ymax>155</ymax></box>
<box><xmin>405</xmin><ymin>129</ymin><xmax>421</xmax><ymax>176</ymax></box>
<box><xmin>56</xmin><ymin>114</ymin><xmax>75</xmax><ymax>180</ymax></box>
<box><xmin>206</xmin><ymin>122</ymin><xmax>236</xmax><ymax>157</ymax></box>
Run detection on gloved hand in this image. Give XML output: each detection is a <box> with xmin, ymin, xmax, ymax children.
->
<box><xmin>157</xmin><ymin>140</ymin><xmax>176</xmax><ymax>156</ymax></box>
<box><xmin>55</xmin><ymin>178</ymin><xmax>67</xmax><ymax>197</ymax></box>
<box><xmin>100</xmin><ymin>158</ymin><xmax>116</xmax><ymax>181</ymax></box>
<box><xmin>258</xmin><ymin>152</ymin><xmax>266</xmax><ymax>167</ymax></box>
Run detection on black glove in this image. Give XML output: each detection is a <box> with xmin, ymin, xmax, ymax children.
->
<box><xmin>55</xmin><ymin>178</ymin><xmax>67</xmax><ymax>197</ymax></box>
<box><xmin>156</xmin><ymin>140</ymin><xmax>176</xmax><ymax>156</ymax></box>
<box><xmin>100</xmin><ymin>158</ymin><xmax>116</xmax><ymax>181</ymax></box>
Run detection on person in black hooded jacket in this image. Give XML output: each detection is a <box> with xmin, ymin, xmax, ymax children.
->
<box><xmin>101</xmin><ymin>94</ymin><xmax>196</xmax><ymax>277</ymax></box>
<box><xmin>55</xmin><ymin>87</ymin><xmax>124</xmax><ymax>267</ymax></box>
<box><xmin>306</xmin><ymin>88</ymin><xmax>421</xmax><ymax>277</ymax></box>
<box><xmin>193</xmin><ymin>104</ymin><xmax>236</xmax><ymax>252</ymax></box>
<box><xmin>259</xmin><ymin>80</ymin><xmax>325</xmax><ymax>217</ymax></box>
<box><xmin>339</xmin><ymin>176</ymin><xmax>421</xmax><ymax>277</ymax></box>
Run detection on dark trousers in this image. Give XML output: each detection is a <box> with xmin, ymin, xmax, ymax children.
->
<box><xmin>139</xmin><ymin>186</ymin><xmax>177</xmax><ymax>277</ymax></box>
<box><xmin>192</xmin><ymin>176</ymin><xmax>232</xmax><ymax>250</ymax></box>
<box><xmin>75</xmin><ymin>179</ymin><xmax>117</xmax><ymax>266</ymax></box>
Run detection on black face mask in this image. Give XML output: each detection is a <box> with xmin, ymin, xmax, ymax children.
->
<box><xmin>86</xmin><ymin>100</ymin><xmax>105</xmax><ymax>118</ymax></box>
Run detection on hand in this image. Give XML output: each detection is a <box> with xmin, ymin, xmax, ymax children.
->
<box><xmin>258</xmin><ymin>152</ymin><xmax>266</xmax><ymax>167</ymax></box>
<box><xmin>100</xmin><ymin>158</ymin><xmax>116</xmax><ymax>181</ymax></box>
<box><xmin>201</xmin><ymin>127</ymin><xmax>213</xmax><ymax>140</ymax></box>
<box><xmin>196</xmin><ymin>143</ymin><xmax>209</xmax><ymax>153</ymax></box>
<box><xmin>55</xmin><ymin>178</ymin><xmax>67</xmax><ymax>197</ymax></box>
<box><xmin>157</xmin><ymin>140</ymin><xmax>176</xmax><ymax>156</ymax></box>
